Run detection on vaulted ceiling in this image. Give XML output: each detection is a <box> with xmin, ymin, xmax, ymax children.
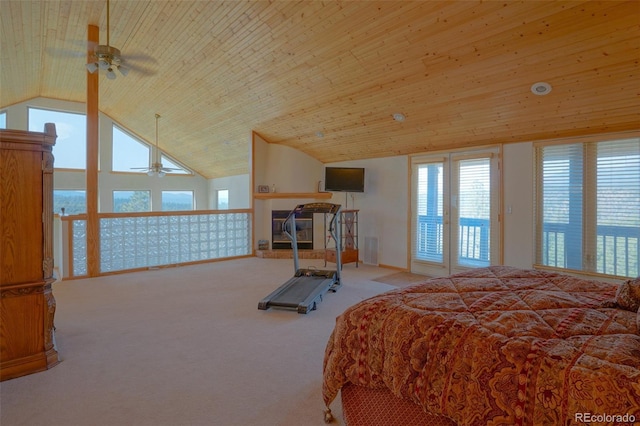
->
<box><xmin>1</xmin><ymin>1</ymin><xmax>638</xmax><ymax>179</ymax></box>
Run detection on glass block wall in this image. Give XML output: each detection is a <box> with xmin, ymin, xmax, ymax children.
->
<box><xmin>76</xmin><ymin>212</ymin><xmax>252</xmax><ymax>273</ymax></box>
<box><xmin>72</xmin><ymin>219</ymin><xmax>88</xmax><ymax>276</ymax></box>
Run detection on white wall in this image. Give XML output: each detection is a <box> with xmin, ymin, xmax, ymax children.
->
<box><xmin>209</xmin><ymin>174</ymin><xmax>250</xmax><ymax>209</ymax></box>
<box><xmin>502</xmin><ymin>142</ymin><xmax>535</xmax><ymax>268</ymax></box>
<box><xmin>256</xmin><ymin>138</ymin><xmax>325</xmax><ymax>193</ymax></box>
<box><xmin>325</xmin><ymin>156</ymin><xmax>409</xmax><ymax>269</ymax></box>
<box><xmin>252</xmin><ymin>135</ymin><xmax>327</xmax><ymax>250</ymax></box>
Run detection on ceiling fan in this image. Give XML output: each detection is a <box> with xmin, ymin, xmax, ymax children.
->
<box><xmin>131</xmin><ymin>114</ymin><xmax>182</xmax><ymax>177</ymax></box>
<box><xmin>86</xmin><ymin>0</ymin><xmax>147</xmax><ymax>79</ymax></box>
<box><xmin>46</xmin><ymin>0</ymin><xmax>155</xmax><ymax>77</ymax></box>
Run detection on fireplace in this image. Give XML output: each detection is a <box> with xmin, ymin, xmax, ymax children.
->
<box><xmin>271</xmin><ymin>210</ymin><xmax>313</xmax><ymax>250</ymax></box>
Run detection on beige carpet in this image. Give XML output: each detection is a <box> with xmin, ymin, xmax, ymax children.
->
<box><xmin>0</xmin><ymin>258</ymin><xmax>397</xmax><ymax>426</ymax></box>
<box><xmin>372</xmin><ymin>271</ymin><xmax>429</xmax><ymax>288</ymax></box>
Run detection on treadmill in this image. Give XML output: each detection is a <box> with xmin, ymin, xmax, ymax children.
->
<box><xmin>258</xmin><ymin>202</ymin><xmax>342</xmax><ymax>314</ymax></box>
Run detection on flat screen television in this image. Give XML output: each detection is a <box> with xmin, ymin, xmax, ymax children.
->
<box><xmin>324</xmin><ymin>167</ymin><xmax>365</xmax><ymax>192</ymax></box>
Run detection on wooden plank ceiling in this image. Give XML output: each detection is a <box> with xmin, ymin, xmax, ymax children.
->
<box><xmin>1</xmin><ymin>1</ymin><xmax>638</xmax><ymax>179</ymax></box>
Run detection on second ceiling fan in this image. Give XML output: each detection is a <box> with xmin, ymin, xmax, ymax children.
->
<box><xmin>131</xmin><ymin>114</ymin><xmax>183</xmax><ymax>177</ymax></box>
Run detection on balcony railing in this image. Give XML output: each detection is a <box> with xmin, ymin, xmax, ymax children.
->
<box><xmin>543</xmin><ymin>222</ymin><xmax>639</xmax><ymax>277</ymax></box>
<box><xmin>416</xmin><ymin>215</ymin><xmax>489</xmax><ymax>265</ymax></box>
<box><xmin>60</xmin><ymin>209</ymin><xmax>252</xmax><ymax>278</ymax></box>
<box><xmin>417</xmin><ymin>215</ymin><xmax>638</xmax><ymax>277</ymax></box>
<box><xmin>416</xmin><ymin>215</ymin><xmax>443</xmax><ymax>261</ymax></box>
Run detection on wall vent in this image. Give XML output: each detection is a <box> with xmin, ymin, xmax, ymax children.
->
<box><xmin>363</xmin><ymin>236</ymin><xmax>379</xmax><ymax>265</ymax></box>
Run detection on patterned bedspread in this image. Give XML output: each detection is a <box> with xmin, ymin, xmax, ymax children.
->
<box><xmin>323</xmin><ymin>266</ymin><xmax>640</xmax><ymax>425</ymax></box>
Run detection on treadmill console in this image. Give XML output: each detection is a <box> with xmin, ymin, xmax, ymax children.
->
<box><xmin>294</xmin><ymin>203</ymin><xmax>341</xmax><ymax>214</ymax></box>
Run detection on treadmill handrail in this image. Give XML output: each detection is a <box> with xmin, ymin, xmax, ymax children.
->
<box><xmin>281</xmin><ymin>203</ymin><xmax>342</xmax><ymax>278</ymax></box>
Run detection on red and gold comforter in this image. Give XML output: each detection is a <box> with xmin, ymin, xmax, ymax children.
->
<box><xmin>323</xmin><ymin>266</ymin><xmax>640</xmax><ymax>425</ymax></box>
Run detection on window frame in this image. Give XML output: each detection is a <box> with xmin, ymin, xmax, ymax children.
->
<box><xmin>217</xmin><ymin>189</ymin><xmax>229</xmax><ymax>210</ymax></box>
<box><xmin>411</xmin><ymin>147</ymin><xmax>501</xmax><ymax>277</ymax></box>
<box><xmin>28</xmin><ymin>106</ymin><xmax>87</xmax><ymax>170</ymax></box>
<box><xmin>534</xmin><ymin>136</ymin><xmax>640</xmax><ymax>278</ymax></box>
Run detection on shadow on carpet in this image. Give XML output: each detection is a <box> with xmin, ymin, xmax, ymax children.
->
<box><xmin>372</xmin><ymin>271</ymin><xmax>429</xmax><ymax>288</ymax></box>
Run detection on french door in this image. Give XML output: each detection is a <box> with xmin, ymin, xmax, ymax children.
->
<box><xmin>411</xmin><ymin>148</ymin><xmax>501</xmax><ymax>276</ymax></box>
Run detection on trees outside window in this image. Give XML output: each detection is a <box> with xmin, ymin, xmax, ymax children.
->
<box><xmin>162</xmin><ymin>191</ymin><xmax>194</xmax><ymax>211</ymax></box>
<box><xmin>53</xmin><ymin>190</ymin><xmax>86</xmax><ymax>215</ymax></box>
<box><xmin>113</xmin><ymin>190</ymin><xmax>151</xmax><ymax>212</ymax></box>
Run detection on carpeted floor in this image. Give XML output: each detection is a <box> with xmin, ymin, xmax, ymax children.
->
<box><xmin>372</xmin><ymin>271</ymin><xmax>429</xmax><ymax>288</ymax></box>
<box><xmin>0</xmin><ymin>257</ymin><xmax>398</xmax><ymax>426</ymax></box>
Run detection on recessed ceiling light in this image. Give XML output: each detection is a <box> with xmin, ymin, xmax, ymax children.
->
<box><xmin>392</xmin><ymin>112</ymin><xmax>406</xmax><ymax>122</ymax></box>
<box><xmin>531</xmin><ymin>82</ymin><xmax>552</xmax><ymax>95</ymax></box>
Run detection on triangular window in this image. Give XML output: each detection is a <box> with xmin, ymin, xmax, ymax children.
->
<box><xmin>112</xmin><ymin>126</ymin><xmax>151</xmax><ymax>172</ymax></box>
<box><xmin>160</xmin><ymin>154</ymin><xmax>191</xmax><ymax>174</ymax></box>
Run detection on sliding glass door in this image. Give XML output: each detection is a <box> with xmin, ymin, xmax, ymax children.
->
<box><xmin>411</xmin><ymin>148</ymin><xmax>501</xmax><ymax>276</ymax></box>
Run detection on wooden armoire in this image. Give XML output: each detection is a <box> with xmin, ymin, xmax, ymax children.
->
<box><xmin>0</xmin><ymin>123</ymin><xmax>60</xmax><ymax>381</ymax></box>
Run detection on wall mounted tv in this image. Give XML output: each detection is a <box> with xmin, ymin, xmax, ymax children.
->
<box><xmin>324</xmin><ymin>167</ymin><xmax>365</xmax><ymax>192</ymax></box>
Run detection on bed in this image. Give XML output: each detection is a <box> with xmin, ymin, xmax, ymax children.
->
<box><xmin>322</xmin><ymin>266</ymin><xmax>640</xmax><ymax>425</ymax></box>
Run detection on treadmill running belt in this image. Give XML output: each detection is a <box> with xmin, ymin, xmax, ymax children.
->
<box><xmin>269</xmin><ymin>276</ymin><xmax>332</xmax><ymax>306</ymax></box>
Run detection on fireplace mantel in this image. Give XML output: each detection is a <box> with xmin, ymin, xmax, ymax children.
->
<box><xmin>253</xmin><ymin>192</ymin><xmax>332</xmax><ymax>200</ymax></box>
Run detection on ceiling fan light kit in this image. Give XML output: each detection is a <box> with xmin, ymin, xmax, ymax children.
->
<box><xmin>147</xmin><ymin>165</ymin><xmax>166</xmax><ymax>178</ymax></box>
<box><xmin>86</xmin><ymin>62</ymin><xmax>99</xmax><ymax>73</ymax></box>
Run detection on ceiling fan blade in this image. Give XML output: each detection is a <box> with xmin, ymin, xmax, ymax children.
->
<box><xmin>122</xmin><ymin>52</ymin><xmax>157</xmax><ymax>63</ymax></box>
<box><xmin>45</xmin><ymin>47</ymin><xmax>85</xmax><ymax>58</ymax></box>
<box><xmin>120</xmin><ymin>61</ymin><xmax>156</xmax><ymax>76</ymax></box>
<box><xmin>47</xmin><ymin>39</ymin><xmax>99</xmax><ymax>56</ymax></box>
<box><xmin>87</xmin><ymin>40</ymin><xmax>100</xmax><ymax>52</ymax></box>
